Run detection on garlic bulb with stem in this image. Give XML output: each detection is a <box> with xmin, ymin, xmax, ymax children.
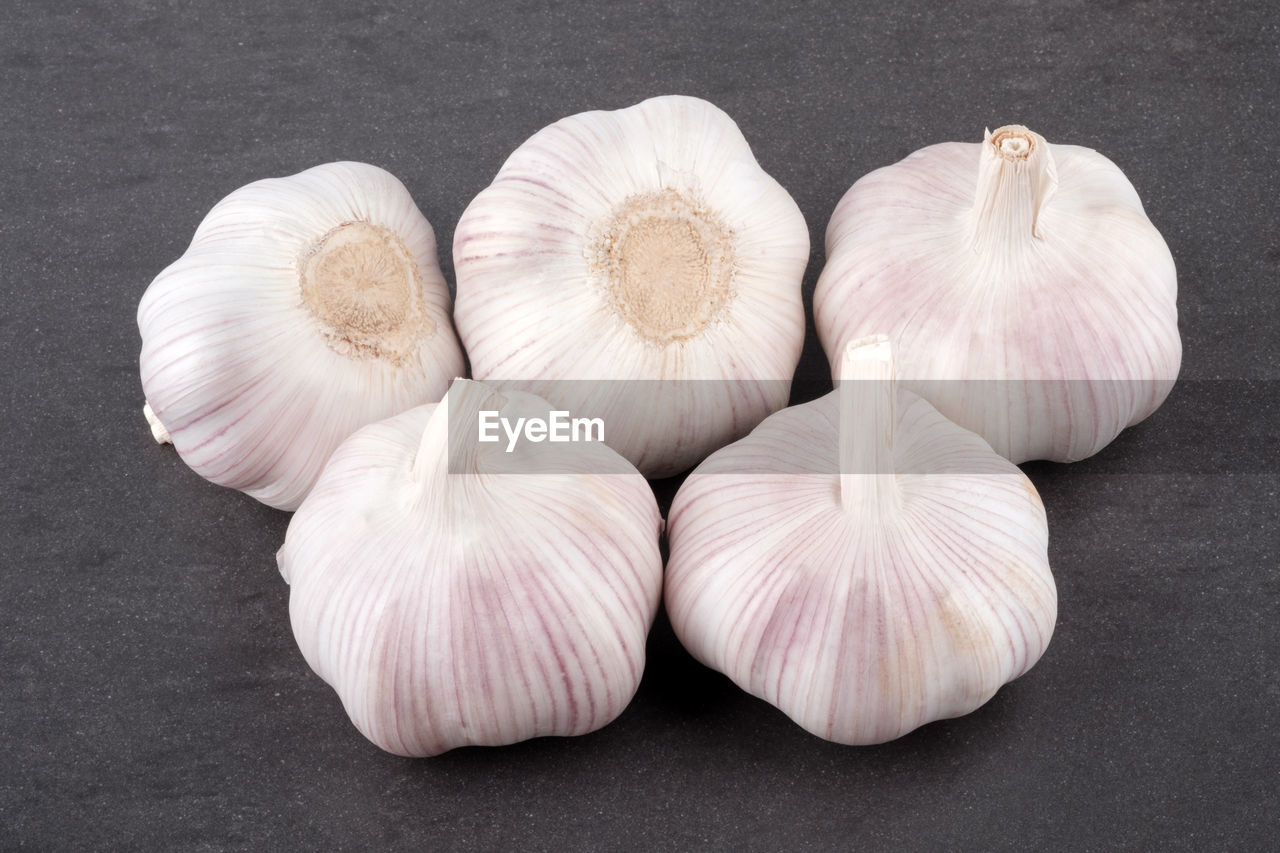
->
<box><xmin>454</xmin><ymin>95</ymin><xmax>809</xmax><ymax>478</ymax></box>
<box><xmin>815</xmin><ymin>125</ymin><xmax>1181</xmax><ymax>463</ymax></box>
<box><xmin>664</xmin><ymin>336</ymin><xmax>1056</xmax><ymax>745</ymax></box>
<box><xmin>279</xmin><ymin>378</ymin><xmax>663</xmax><ymax>756</ymax></box>
<box><xmin>138</xmin><ymin>161</ymin><xmax>464</xmax><ymax>510</ymax></box>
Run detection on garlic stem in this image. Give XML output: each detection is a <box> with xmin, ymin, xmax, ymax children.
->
<box><xmin>411</xmin><ymin>390</ymin><xmax>452</xmax><ymax>482</ymax></box>
<box><xmin>411</xmin><ymin>379</ymin><xmax>503</xmax><ymax>481</ymax></box>
<box><xmin>142</xmin><ymin>401</ymin><xmax>171</xmax><ymax>445</ymax></box>
<box><xmin>969</xmin><ymin>125</ymin><xmax>1059</xmax><ymax>252</ymax></box>
<box><xmin>838</xmin><ymin>335</ymin><xmax>895</xmax><ymax>513</ymax></box>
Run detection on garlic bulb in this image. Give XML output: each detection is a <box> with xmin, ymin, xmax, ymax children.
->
<box><xmin>279</xmin><ymin>379</ymin><xmax>663</xmax><ymax>756</ymax></box>
<box><xmin>138</xmin><ymin>162</ymin><xmax>464</xmax><ymax>510</ymax></box>
<box><xmin>815</xmin><ymin>125</ymin><xmax>1181</xmax><ymax>463</ymax></box>
<box><xmin>665</xmin><ymin>336</ymin><xmax>1056</xmax><ymax>745</ymax></box>
<box><xmin>454</xmin><ymin>95</ymin><xmax>809</xmax><ymax>478</ymax></box>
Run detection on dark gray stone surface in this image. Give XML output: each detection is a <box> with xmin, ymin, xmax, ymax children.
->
<box><xmin>2</xmin><ymin>0</ymin><xmax>1276</xmax><ymax>849</ymax></box>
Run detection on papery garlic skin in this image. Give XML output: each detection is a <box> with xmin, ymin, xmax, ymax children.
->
<box><xmin>815</xmin><ymin>126</ymin><xmax>1181</xmax><ymax>463</ymax></box>
<box><xmin>665</xmin><ymin>337</ymin><xmax>1056</xmax><ymax>745</ymax></box>
<box><xmin>138</xmin><ymin>162</ymin><xmax>464</xmax><ymax>510</ymax></box>
<box><xmin>279</xmin><ymin>380</ymin><xmax>663</xmax><ymax>756</ymax></box>
<box><xmin>454</xmin><ymin>95</ymin><xmax>809</xmax><ymax>478</ymax></box>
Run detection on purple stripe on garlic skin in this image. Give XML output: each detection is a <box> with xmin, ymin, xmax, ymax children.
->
<box><xmin>814</xmin><ymin>126</ymin><xmax>1181</xmax><ymax>464</ymax></box>
<box><xmin>137</xmin><ymin>161</ymin><xmax>464</xmax><ymax>511</ymax></box>
<box><xmin>278</xmin><ymin>379</ymin><xmax>663</xmax><ymax>757</ymax></box>
<box><xmin>453</xmin><ymin>95</ymin><xmax>810</xmax><ymax>478</ymax></box>
<box><xmin>664</xmin><ymin>337</ymin><xmax>1056</xmax><ymax>746</ymax></box>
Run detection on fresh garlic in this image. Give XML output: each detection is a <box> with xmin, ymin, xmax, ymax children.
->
<box><xmin>815</xmin><ymin>125</ymin><xmax>1181</xmax><ymax>463</ymax></box>
<box><xmin>138</xmin><ymin>161</ymin><xmax>464</xmax><ymax>510</ymax></box>
<box><xmin>279</xmin><ymin>379</ymin><xmax>663</xmax><ymax>756</ymax></box>
<box><xmin>665</xmin><ymin>336</ymin><xmax>1057</xmax><ymax>745</ymax></box>
<box><xmin>454</xmin><ymin>95</ymin><xmax>810</xmax><ymax>478</ymax></box>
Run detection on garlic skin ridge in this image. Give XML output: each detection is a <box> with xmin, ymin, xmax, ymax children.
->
<box><xmin>815</xmin><ymin>125</ymin><xmax>1181</xmax><ymax>463</ymax></box>
<box><xmin>454</xmin><ymin>94</ymin><xmax>810</xmax><ymax>478</ymax></box>
<box><xmin>138</xmin><ymin>162</ymin><xmax>464</xmax><ymax>510</ymax></box>
<box><xmin>664</xmin><ymin>336</ymin><xmax>1057</xmax><ymax>745</ymax></box>
<box><xmin>279</xmin><ymin>379</ymin><xmax>663</xmax><ymax>756</ymax></box>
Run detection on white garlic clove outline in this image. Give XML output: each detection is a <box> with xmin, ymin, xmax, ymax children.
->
<box><xmin>138</xmin><ymin>161</ymin><xmax>464</xmax><ymax>510</ymax></box>
<box><xmin>665</xmin><ymin>336</ymin><xmax>1057</xmax><ymax>745</ymax></box>
<box><xmin>815</xmin><ymin>125</ymin><xmax>1181</xmax><ymax>463</ymax></box>
<box><xmin>279</xmin><ymin>379</ymin><xmax>664</xmax><ymax>756</ymax></box>
<box><xmin>454</xmin><ymin>95</ymin><xmax>810</xmax><ymax>478</ymax></box>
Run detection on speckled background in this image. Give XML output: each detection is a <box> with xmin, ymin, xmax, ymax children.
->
<box><xmin>2</xmin><ymin>1</ymin><xmax>1277</xmax><ymax>849</ymax></box>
